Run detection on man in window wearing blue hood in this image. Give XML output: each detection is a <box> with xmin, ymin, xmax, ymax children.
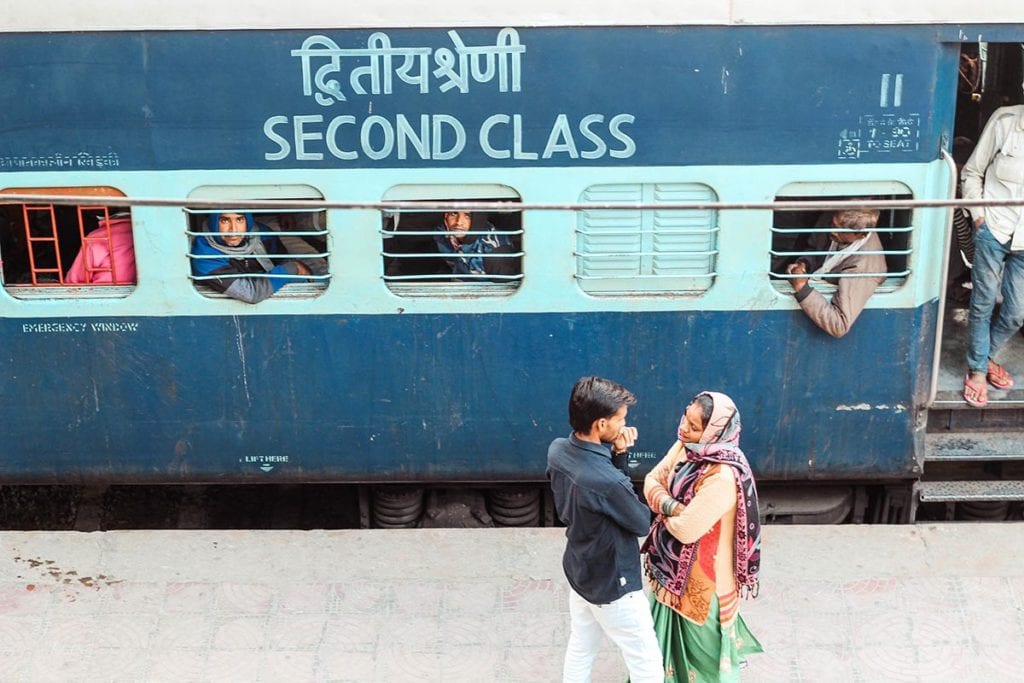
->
<box><xmin>432</xmin><ymin>211</ymin><xmax>517</xmax><ymax>278</ymax></box>
<box><xmin>191</xmin><ymin>212</ymin><xmax>312</xmax><ymax>304</ymax></box>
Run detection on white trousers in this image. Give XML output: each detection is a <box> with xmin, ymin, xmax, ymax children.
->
<box><xmin>563</xmin><ymin>586</ymin><xmax>664</xmax><ymax>683</ymax></box>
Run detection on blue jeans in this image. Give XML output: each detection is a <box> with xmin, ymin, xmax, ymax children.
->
<box><xmin>967</xmin><ymin>223</ymin><xmax>1024</xmax><ymax>374</ymax></box>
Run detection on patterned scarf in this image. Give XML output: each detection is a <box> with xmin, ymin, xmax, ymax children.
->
<box><xmin>645</xmin><ymin>391</ymin><xmax>762</xmax><ymax>599</ymax></box>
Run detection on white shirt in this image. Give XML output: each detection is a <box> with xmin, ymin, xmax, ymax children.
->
<box><xmin>962</xmin><ymin>105</ymin><xmax>1024</xmax><ymax>251</ymax></box>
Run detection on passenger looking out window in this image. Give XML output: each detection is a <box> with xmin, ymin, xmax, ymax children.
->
<box><xmin>191</xmin><ymin>212</ymin><xmax>311</xmax><ymax>304</ymax></box>
<box><xmin>379</xmin><ymin>187</ymin><xmax>523</xmax><ymax>294</ymax></box>
<box><xmin>785</xmin><ymin>208</ymin><xmax>886</xmax><ymax>338</ymax></box>
<box><xmin>433</xmin><ymin>211</ymin><xmax>518</xmax><ymax>278</ymax></box>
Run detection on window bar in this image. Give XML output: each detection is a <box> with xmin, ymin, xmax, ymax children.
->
<box><xmin>769</xmin><ymin>270</ymin><xmax>910</xmax><ymax>279</ymax></box>
<box><xmin>185</xmin><ymin>229</ymin><xmax>330</xmax><ymax>238</ymax></box>
<box><xmin>769</xmin><ymin>226</ymin><xmax>913</xmax><ymax>234</ymax></box>
<box><xmin>379</xmin><ymin>251</ymin><xmax>525</xmax><ymax>259</ymax></box>
<box><xmin>382</xmin><ymin>273</ymin><xmax>524</xmax><ymax>282</ymax></box>
<box><xmin>379</xmin><ymin>229</ymin><xmax>524</xmax><ymax>238</ymax></box>
<box><xmin>189</xmin><ymin>272</ymin><xmax>332</xmax><ymax>282</ymax></box>
<box><xmin>769</xmin><ymin>249</ymin><xmax>912</xmax><ymax>257</ymax></box>
<box><xmin>574</xmin><ymin>272</ymin><xmax>718</xmax><ymax>281</ymax></box>
<box><xmin>77</xmin><ymin>205</ymin><xmax>116</xmax><ymax>284</ymax></box>
<box><xmin>183</xmin><ymin>207</ymin><xmax>329</xmax><ymax>215</ymax></box>
<box><xmin>188</xmin><ymin>252</ymin><xmax>333</xmax><ymax>261</ymax></box>
<box><xmin>574</xmin><ymin>227</ymin><xmax>720</xmax><ymax>237</ymax></box>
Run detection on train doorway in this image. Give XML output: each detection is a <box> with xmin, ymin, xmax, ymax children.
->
<box><xmin>933</xmin><ymin>42</ymin><xmax>1024</xmax><ymax>409</ymax></box>
<box><xmin>917</xmin><ymin>42</ymin><xmax>1024</xmax><ymax>524</ymax></box>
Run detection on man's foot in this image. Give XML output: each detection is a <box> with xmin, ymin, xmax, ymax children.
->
<box><xmin>987</xmin><ymin>359</ymin><xmax>1015</xmax><ymax>390</ymax></box>
<box><xmin>963</xmin><ymin>374</ymin><xmax>989</xmax><ymax>408</ymax></box>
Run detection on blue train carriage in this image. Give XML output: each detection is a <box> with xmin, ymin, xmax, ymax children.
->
<box><xmin>1</xmin><ymin>3</ymin><xmax>1022</xmax><ymax>524</ymax></box>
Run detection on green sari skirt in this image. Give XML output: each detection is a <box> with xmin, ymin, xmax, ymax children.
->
<box><xmin>650</xmin><ymin>592</ymin><xmax>762</xmax><ymax>683</ymax></box>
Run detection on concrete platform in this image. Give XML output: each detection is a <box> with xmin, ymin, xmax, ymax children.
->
<box><xmin>0</xmin><ymin>523</ymin><xmax>1021</xmax><ymax>682</ymax></box>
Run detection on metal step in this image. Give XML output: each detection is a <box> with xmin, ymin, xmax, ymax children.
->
<box><xmin>924</xmin><ymin>431</ymin><xmax>1024</xmax><ymax>461</ymax></box>
<box><xmin>931</xmin><ymin>397</ymin><xmax>1024</xmax><ymax>408</ymax></box>
<box><xmin>927</xmin><ymin>408</ymin><xmax>1024</xmax><ymax>431</ymax></box>
<box><xmin>917</xmin><ymin>480</ymin><xmax>1024</xmax><ymax>503</ymax></box>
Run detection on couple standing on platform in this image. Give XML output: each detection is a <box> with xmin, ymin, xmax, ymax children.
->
<box><xmin>547</xmin><ymin>377</ymin><xmax>763</xmax><ymax>683</ymax></box>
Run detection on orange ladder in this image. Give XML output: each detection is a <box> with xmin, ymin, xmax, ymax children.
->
<box><xmin>23</xmin><ymin>204</ymin><xmax>64</xmax><ymax>285</ymax></box>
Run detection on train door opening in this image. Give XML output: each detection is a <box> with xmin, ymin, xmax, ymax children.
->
<box><xmin>934</xmin><ymin>42</ymin><xmax>1024</xmax><ymax>408</ymax></box>
<box><xmin>917</xmin><ymin>41</ymin><xmax>1024</xmax><ymax>524</ymax></box>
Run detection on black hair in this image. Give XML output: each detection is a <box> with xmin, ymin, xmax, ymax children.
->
<box><xmin>568</xmin><ymin>376</ymin><xmax>636</xmax><ymax>434</ymax></box>
<box><xmin>952</xmin><ymin>136</ymin><xmax>975</xmax><ymax>168</ymax></box>
<box><xmin>690</xmin><ymin>393</ymin><xmax>714</xmax><ymax>430</ymax></box>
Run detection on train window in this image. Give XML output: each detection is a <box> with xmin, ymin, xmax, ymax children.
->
<box><xmin>576</xmin><ymin>183</ymin><xmax>718</xmax><ymax>294</ymax></box>
<box><xmin>0</xmin><ymin>186</ymin><xmax>137</xmax><ymax>299</ymax></box>
<box><xmin>381</xmin><ymin>184</ymin><xmax>523</xmax><ymax>297</ymax></box>
<box><xmin>186</xmin><ymin>185</ymin><xmax>329</xmax><ymax>302</ymax></box>
<box><xmin>769</xmin><ymin>183</ymin><xmax>913</xmax><ymax>294</ymax></box>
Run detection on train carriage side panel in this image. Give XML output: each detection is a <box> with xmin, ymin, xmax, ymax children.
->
<box><xmin>0</xmin><ymin>24</ymin><xmax>960</xmax><ymax>483</ymax></box>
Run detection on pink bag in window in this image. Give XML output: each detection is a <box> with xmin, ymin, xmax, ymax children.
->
<box><xmin>65</xmin><ymin>216</ymin><xmax>137</xmax><ymax>284</ymax></box>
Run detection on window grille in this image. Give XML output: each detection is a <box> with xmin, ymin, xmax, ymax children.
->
<box><xmin>768</xmin><ymin>188</ymin><xmax>913</xmax><ymax>294</ymax></box>
<box><xmin>185</xmin><ymin>185</ymin><xmax>330</xmax><ymax>301</ymax></box>
<box><xmin>380</xmin><ymin>185</ymin><xmax>523</xmax><ymax>298</ymax></box>
<box><xmin>576</xmin><ymin>183</ymin><xmax>718</xmax><ymax>294</ymax></box>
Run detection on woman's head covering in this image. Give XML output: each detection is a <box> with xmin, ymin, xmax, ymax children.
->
<box><xmin>677</xmin><ymin>390</ymin><xmax>741</xmax><ymax>446</ymax></box>
<box><xmin>697</xmin><ymin>391</ymin><xmax>740</xmax><ymax>444</ymax></box>
<box><xmin>201</xmin><ymin>212</ymin><xmax>273</xmax><ymax>271</ymax></box>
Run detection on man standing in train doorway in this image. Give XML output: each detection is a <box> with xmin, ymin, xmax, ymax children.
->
<box><xmin>546</xmin><ymin>377</ymin><xmax>663</xmax><ymax>683</ymax></box>
<box><xmin>961</xmin><ymin>105</ymin><xmax>1024</xmax><ymax>408</ymax></box>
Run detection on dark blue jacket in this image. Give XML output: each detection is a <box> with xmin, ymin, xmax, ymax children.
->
<box><xmin>191</xmin><ymin>212</ymin><xmax>302</xmax><ymax>304</ymax></box>
<box><xmin>432</xmin><ymin>220</ymin><xmax>512</xmax><ymax>275</ymax></box>
<box><xmin>546</xmin><ymin>434</ymin><xmax>652</xmax><ymax>604</ymax></box>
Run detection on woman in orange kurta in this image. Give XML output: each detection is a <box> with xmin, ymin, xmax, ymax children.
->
<box><xmin>642</xmin><ymin>391</ymin><xmax>762</xmax><ymax>682</ymax></box>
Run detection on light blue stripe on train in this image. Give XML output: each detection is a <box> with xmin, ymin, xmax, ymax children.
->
<box><xmin>0</xmin><ymin>160</ymin><xmax>951</xmax><ymax>319</ymax></box>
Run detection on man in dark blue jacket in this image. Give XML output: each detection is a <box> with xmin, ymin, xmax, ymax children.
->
<box><xmin>547</xmin><ymin>376</ymin><xmax>662</xmax><ymax>683</ymax></box>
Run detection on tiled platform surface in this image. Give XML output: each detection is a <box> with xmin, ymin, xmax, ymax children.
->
<box><xmin>0</xmin><ymin>523</ymin><xmax>1021</xmax><ymax>682</ymax></box>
